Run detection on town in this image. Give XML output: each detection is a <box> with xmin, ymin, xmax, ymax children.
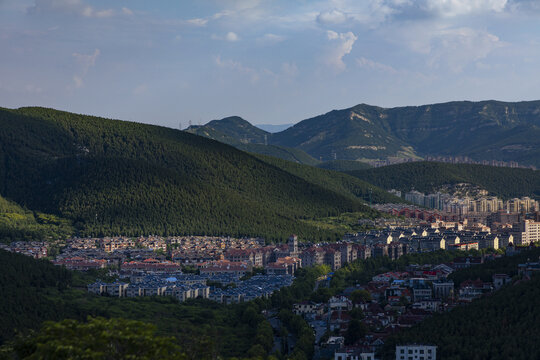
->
<box><xmin>2</xmin><ymin>207</ymin><xmax>540</xmax><ymax>359</ymax></box>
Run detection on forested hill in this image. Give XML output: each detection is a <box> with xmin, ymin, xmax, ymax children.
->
<box><xmin>186</xmin><ymin>117</ymin><xmax>321</xmax><ymax>166</ymax></box>
<box><xmin>347</xmin><ymin>162</ymin><xmax>540</xmax><ymax>200</ymax></box>
<box><xmin>0</xmin><ymin>106</ymin><xmax>394</xmax><ymax>241</ymax></box>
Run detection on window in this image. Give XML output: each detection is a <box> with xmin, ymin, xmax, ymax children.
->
<box><xmin>401</xmin><ymin>350</ymin><xmax>405</xmax><ymax>354</ymax></box>
<box><xmin>420</xmin><ymin>350</ymin><xmax>424</xmax><ymax>354</ymax></box>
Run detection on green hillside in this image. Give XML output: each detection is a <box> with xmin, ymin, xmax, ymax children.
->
<box><xmin>191</xmin><ymin>116</ymin><xmax>270</xmax><ymax>144</ymax></box>
<box><xmin>237</xmin><ymin>143</ymin><xmax>320</xmax><ymax>166</ymax></box>
<box><xmin>271</xmin><ymin>105</ymin><xmax>416</xmax><ymax>161</ymax></box>
<box><xmin>317</xmin><ymin>160</ymin><xmax>372</xmax><ymax>172</ymax></box>
<box><xmin>380</xmin><ymin>247</ymin><xmax>540</xmax><ymax>360</ymax></box>
<box><xmin>347</xmin><ymin>162</ymin><xmax>540</xmax><ymax>200</ymax></box>
<box><xmin>186</xmin><ymin>118</ymin><xmax>320</xmax><ymax>165</ymax></box>
<box><xmin>0</xmin><ymin>107</ymin><xmax>385</xmax><ymax>242</ymax></box>
<box><xmin>0</xmin><ymin>195</ymin><xmax>73</xmax><ymax>243</ymax></box>
<box><xmin>255</xmin><ymin>154</ymin><xmax>402</xmax><ymax>205</ymax></box>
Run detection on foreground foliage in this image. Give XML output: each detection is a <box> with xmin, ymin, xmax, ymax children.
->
<box><xmin>7</xmin><ymin>317</ymin><xmax>186</xmax><ymax>360</ymax></box>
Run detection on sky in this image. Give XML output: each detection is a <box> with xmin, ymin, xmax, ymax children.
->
<box><xmin>1</xmin><ymin>0</ymin><xmax>540</xmax><ymax>128</ymax></box>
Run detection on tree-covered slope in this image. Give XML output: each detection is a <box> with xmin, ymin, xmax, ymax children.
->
<box><xmin>381</xmin><ymin>100</ymin><xmax>540</xmax><ymax>166</ymax></box>
<box><xmin>255</xmin><ymin>154</ymin><xmax>403</xmax><ymax>205</ymax></box>
<box><xmin>380</xmin><ymin>247</ymin><xmax>540</xmax><ymax>360</ymax></box>
<box><xmin>190</xmin><ymin>116</ymin><xmax>270</xmax><ymax>144</ymax></box>
<box><xmin>347</xmin><ymin>162</ymin><xmax>540</xmax><ymax>200</ymax></box>
<box><xmin>0</xmin><ymin>195</ymin><xmax>73</xmax><ymax>243</ymax></box>
<box><xmin>0</xmin><ymin>107</ymin><xmax>383</xmax><ymax>241</ymax></box>
<box><xmin>271</xmin><ymin>105</ymin><xmax>417</xmax><ymax>161</ymax></box>
<box><xmin>317</xmin><ymin>160</ymin><xmax>372</xmax><ymax>172</ymax></box>
<box><xmin>186</xmin><ymin>118</ymin><xmax>320</xmax><ymax>165</ymax></box>
<box><xmin>237</xmin><ymin>143</ymin><xmax>320</xmax><ymax>166</ymax></box>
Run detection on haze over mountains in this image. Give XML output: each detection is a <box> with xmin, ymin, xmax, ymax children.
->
<box><xmin>188</xmin><ymin>100</ymin><xmax>540</xmax><ymax>168</ymax></box>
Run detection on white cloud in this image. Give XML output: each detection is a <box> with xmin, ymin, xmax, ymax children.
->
<box><xmin>215</xmin><ymin>55</ymin><xmax>259</xmax><ymax>82</ymax></box>
<box><xmin>28</xmin><ymin>0</ymin><xmax>116</xmax><ymax>18</ymax></box>
<box><xmin>72</xmin><ymin>48</ymin><xmax>100</xmax><ymax>88</ymax></box>
<box><xmin>226</xmin><ymin>31</ymin><xmax>239</xmax><ymax>42</ymax></box>
<box><xmin>420</xmin><ymin>0</ymin><xmax>508</xmax><ymax>17</ymax></box>
<box><xmin>212</xmin><ymin>32</ymin><xmax>240</xmax><ymax>42</ymax></box>
<box><xmin>186</xmin><ymin>18</ymin><xmax>208</xmax><ymax>26</ymax></box>
<box><xmin>258</xmin><ymin>33</ymin><xmax>286</xmax><ymax>43</ymax></box>
<box><xmin>426</xmin><ymin>27</ymin><xmax>504</xmax><ymax>72</ymax></box>
<box><xmin>317</xmin><ymin>9</ymin><xmax>348</xmax><ymax>25</ymax></box>
<box><xmin>281</xmin><ymin>62</ymin><xmax>298</xmax><ymax>77</ymax></box>
<box><xmin>326</xmin><ymin>31</ymin><xmax>358</xmax><ymax>71</ymax></box>
<box><xmin>121</xmin><ymin>7</ymin><xmax>133</xmax><ymax>16</ymax></box>
<box><xmin>356</xmin><ymin>57</ymin><xmax>398</xmax><ymax>73</ymax></box>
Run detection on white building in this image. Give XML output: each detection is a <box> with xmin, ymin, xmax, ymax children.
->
<box><xmin>396</xmin><ymin>345</ymin><xmax>436</xmax><ymax>360</ymax></box>
<box><xmin>511</xmin><ymin>220</ymin><xmax>540</xmax><ymax>245</ymax></box>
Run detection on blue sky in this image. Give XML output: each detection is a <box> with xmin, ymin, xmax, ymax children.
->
<box><xmin>1</xmin><ymin>0</ymin><xmax>540</xmax><ymax>127</ymax></box>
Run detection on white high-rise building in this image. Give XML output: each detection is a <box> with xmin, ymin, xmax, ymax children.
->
<box><xmin>396</xmin><ymin>345</ymin><xmax>436</xmax><ymax>360</ymax></box>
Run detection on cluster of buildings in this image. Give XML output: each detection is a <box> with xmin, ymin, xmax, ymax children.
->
<box><xmin>301</xmin><ymin>249</ymin><xmax>537</xmax><ymax>360</ymax></box>
<box><xmin>402</xmin><ymin>190</ymin><xmax>538</xmax><ymax>216</ymax></box>
<box><xmin>368</xmin><ymin>155</ymin><xmax>535</xmax><ymax>170</ymax></box>
<box><xmin>88</xmin><ymin>272</ymin><xmax>294</xmax><ymax>304</ymax></box>
<box><xmin>424</xmin><ymin>155</ymin><xmax>535</xmax><ymax>170</ymax></box>
<box><xmin>0</xmin><ymin>241</ymin><xmax>48</xmax><ymax>258</ymax></box>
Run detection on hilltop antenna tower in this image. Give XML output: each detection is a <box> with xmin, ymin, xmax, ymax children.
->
<box><xmin>264</xmin><ymin>134</ymin><xmax>268</xmax><ymax>146</ymax></box>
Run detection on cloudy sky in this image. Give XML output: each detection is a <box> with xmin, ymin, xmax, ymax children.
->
<box><xmin>2</xmin><ymin>0</ymin><xmax>540</xmax><ymax>127</ymax></box>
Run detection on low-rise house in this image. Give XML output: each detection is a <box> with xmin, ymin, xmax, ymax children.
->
<box><xmin>200</xmin><ymin>260</ymin><xmax>252</xmax><ymax>276</ymax></box>
<box><xmin>293</xmin><ymin>301</ymin><xmax>324</xmax><ymax>316</ymax></box>
<box><xmin>335</xmin><ymin>347</ymin><xmax>375</xmax><ymax>360</ymax></box>
<box><xmin>104</xmin><ymin>282</ymin><xmax>128</xmax><ymax>297</ymax></box>
<box><xmin>492</xmin><ymin>274</ymin><xmax>512</xmax><ymax>289</ymax></box>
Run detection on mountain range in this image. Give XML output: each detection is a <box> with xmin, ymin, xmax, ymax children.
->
<box><xmin>187</xmin><ymin>100</ymin><xmax>540</xmax><ymax>168</ymax></box>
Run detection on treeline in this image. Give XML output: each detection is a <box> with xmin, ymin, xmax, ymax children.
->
<box><xmin>0</xmin><ymin>106</ymin><xmax>392</xmax><ymax>242</ymax></box>
<box><xmin>348</xmin><ymin>161</ymin><xmax>540</xmax><ymax>200</ymax></box>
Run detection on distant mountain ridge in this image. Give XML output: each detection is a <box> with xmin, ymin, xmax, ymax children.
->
<box><xmin>190</xmin><ymin>100</ymin><xmax>540</xmax><ymax>167</ymax></box>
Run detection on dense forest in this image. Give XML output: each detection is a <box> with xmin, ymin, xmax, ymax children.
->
<box><xmin>0</xmin><ymin>106</ymin><xmax>398</xmax><ymax>242</ymax></box>
<box><xmin>0</xmin><ymin>249</ymin><xmax>326</xmax><ymax>359</ymax></box>
<box><xmin>347</xmin><ymin>162</ymin><xmax>540</xmax><ymax>200</ymax></box>
<box><xmin>316</xmin><ymin>160</ymin><xmax>372</xmax><ymax>172</ymax></box>
<box><xmin>254</xmin><ymin>154</ymin><xmax>402</xmax><ymax>205</ymax></box>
